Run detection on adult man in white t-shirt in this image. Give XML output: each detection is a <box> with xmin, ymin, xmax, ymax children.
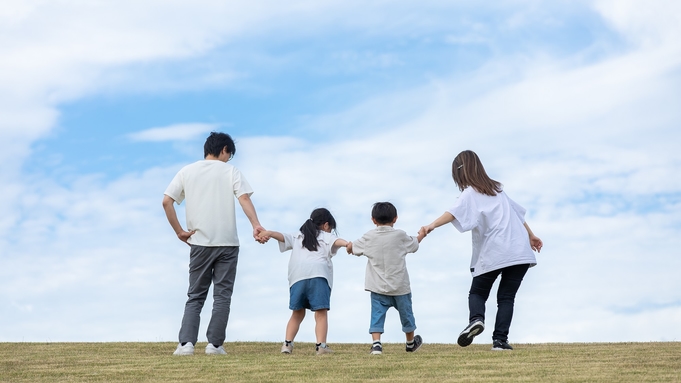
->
<box><xmin>163</xmin><ymin>132</ymin><xmax>265</xmax><ymax>356</ymax></box>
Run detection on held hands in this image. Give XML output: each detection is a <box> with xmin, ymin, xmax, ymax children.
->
<box><xmin>253</xmin><ymin>226</ymin><xmax>270</xmax><ymax>244</ymax></box>
<box><xmin>346</xmin><ymin>242</ymin><xmax>355</xmax><ymax>255</ymax></box>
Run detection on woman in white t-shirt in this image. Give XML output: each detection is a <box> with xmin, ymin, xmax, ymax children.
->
<box><xmin>420</xmin><ymin>150</ymin><xmax>543</xmax><ymax>351</ymax></box>
<box><xmin>258</xmin><ymin>208</ymin><xmax>348</xmax><ymax>355</ymax></box>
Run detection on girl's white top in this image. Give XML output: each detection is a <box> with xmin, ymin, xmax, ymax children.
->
<box><xmin>448</xmin><ymin>186</ymin><xmax>537</xmax><ymax>277</ymax></box>
<box><xmin>279</xmin><ymin>231</ymin><xmax>340</xmax><ymax>289</ymax></box>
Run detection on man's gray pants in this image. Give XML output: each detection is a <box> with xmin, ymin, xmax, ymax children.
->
<box><xmin>178</xmin><ymin>245</ymin><xmax>239</xmax><ymax>347</ymax></box>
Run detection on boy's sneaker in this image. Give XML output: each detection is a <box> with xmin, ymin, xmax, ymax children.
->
<box><xmin>281</xmin><ymin>341</ymin><xmax>293</xmax><ymax>354</ymax></box>
<box><xmin>315</xmin><ymin>344</ymin><xmax>334</xmax><ymax>355</ymax></box>
<box><xmin>457</xmin><ymin>320</ymin><xmax>485</xmax><ymax>347</ymax></box>
<box><xmin>370</xmin><ymin>343</ymin><xmax>383</xmax><ymax>355</ymax></box>
<box><xmin>205</xmin><ymin>343</ymin><xmax>227</xmax><ymax>355</ymax></box>
<box><xmin>492</xmin><ymin>339</ymin><xmax>514</xmax><ymax>351</ymax></box>
<box><xmin>173</xmin><ymin>342</ymin><xmax>195</xmax><ymax>356</ymax></box>
<box><xmin>406</xmin><ymin>335</ymin><xmax>423</xmax><ymax>352</ymax></box>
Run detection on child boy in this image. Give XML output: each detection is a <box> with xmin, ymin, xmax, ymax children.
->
<box><xmin>346</xmin><ymin>202</ymin><xmax>426</xmax><ymax>355</ymax></box>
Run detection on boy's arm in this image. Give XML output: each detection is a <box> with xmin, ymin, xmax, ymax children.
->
<box><xmin>416</xmin><ymin>229</ymin><xmax>426</xmax><ymax>243</ymax></box>
<box><xmin>523</xmin><ymin>222</ymin><xmax>543</xmax><ymax>253</ymax></box>
<box><xmin>162</xmin><ymin>195</ymin><xmax>195</xmax><ymax>246</ymax></box>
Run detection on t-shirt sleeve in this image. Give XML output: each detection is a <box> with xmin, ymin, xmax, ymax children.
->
<box><xmin>278</xmin><ymin>232</ymin><xmax>295</xmax><ymax>253</ymax></box>
<box><xmin>328</xmin><ymin>233</ymin><xmax>340</xmax><ymax>258</ymax></box>
<box><xmin>164</xmin><ymin>170</ymin><xmax>185</xmax><ymax>204</ymax></box>
<box><xmin>401</xmin><ymin>231</ymin><xmax>420</xmax><ymax>253</ymax></box>
<box><xmin>232</xmin><ymin>167</ymin><xmax>254</xmax><ymax>198</ymax></box>
<box><xmin>351</xmin><ymin>234</ymin><xmax>368</xmax><ymax>256</ymax></box>
<box><xmin>447</xmin><ymin>189</ymin><xmax>477</xmax><ymax>232</ymax></box>
<box><xmin>505</xmin><ymin>192</ymin><xmax>527</xmax><ymax>223</ymax></box>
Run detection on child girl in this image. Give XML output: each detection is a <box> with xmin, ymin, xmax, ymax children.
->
<box><xmin>420</xmin><ymin>150</ymin><xmax>543</xmax><ymax>351</ymax></box>
<box><xmin>258</xmin><ymin>208</ymin><xmax>348</xmax><ymax>355</ymax></box>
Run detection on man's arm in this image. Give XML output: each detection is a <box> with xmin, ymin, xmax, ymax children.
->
<box><xmin>162</xmin><ymin>195</ymin><xmax>195</xmax><ymax>246</ymax></box>
<box><xmin>237</xmin><ymin>194</ymin><xmax>267</xmax><ymax>243</ymax></box>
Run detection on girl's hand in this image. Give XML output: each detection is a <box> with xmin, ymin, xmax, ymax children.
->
<box><xmin>346</xmin><ymin>242</ymin><xmax>354</xmax><ymax>254</ymax></box>
<box><xmin>529</xmin><ymin>235</ymin><xmax>543</xmax><ymax>253</ymax></box>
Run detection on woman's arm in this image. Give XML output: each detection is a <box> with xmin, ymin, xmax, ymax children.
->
<box><xmin>523</xmin><ymin>222</ymin><xmax>543</xmax><ymax>253</ymax></box>
<box><xmin>421</xmin><ymin>212</ymin><xmax>456</xmax><ymax>235</ymax></box>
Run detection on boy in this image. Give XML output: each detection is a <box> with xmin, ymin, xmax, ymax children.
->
<box><xmin>346</xmin><ymin>202</ymin><xmax>426</xmax><ymax>355</ymax></box>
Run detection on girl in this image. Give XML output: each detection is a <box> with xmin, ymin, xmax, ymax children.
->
<box><xmin>420</xmin><ymin>150</ymin><xmax>543</xmax><ymax>351</ymax></box>
<box><xmin>258</xmin><ymin>208</ymin><xmax>348</xmax><ymax>355</ymax></box>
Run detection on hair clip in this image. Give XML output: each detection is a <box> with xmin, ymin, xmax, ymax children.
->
<box><xmin>457</xmin><ymin>164</ymin><xmax>464</xmax><ymax>169</ymax></box>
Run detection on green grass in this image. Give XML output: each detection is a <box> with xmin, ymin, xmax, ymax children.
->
<box><xmin>2</xmin><ymin>342</ymin><xmax>680</xmax><ymax>382</ymax></box>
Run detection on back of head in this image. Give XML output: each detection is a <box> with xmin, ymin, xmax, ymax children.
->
<box><xmin>371</xmin><ymin>202</ymin><xmax>397</xmax><ymax>224</ymax></box>
<box><xmin>204</xmin><ymin>132</ymin><xmax>236</xmax><ymax>158</ymax></box>
<box><xmin>299</xmin><ymin>208</ymin><xmax>337</xmax><ymax>252</ymax></box>
<box><xmin>451</xmin><ymin>150</ymin><xmax>502</xmax><ymax>196</ymax></box>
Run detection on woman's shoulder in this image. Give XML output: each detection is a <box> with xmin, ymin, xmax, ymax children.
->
<box><xmin>317</xmin><ymin>231</ymin><xmax>338</xmax><ymax>244</ymax></box>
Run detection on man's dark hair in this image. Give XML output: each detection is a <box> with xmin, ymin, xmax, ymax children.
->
<box><xmin>204</xmin><ymin>132</ymin><xmax>236</xmax><ymax>158</ymax></box>
<box><xmin>371</xmin><ymin>202</ymin><xmax>397</xmax><ymax>224</ymax></box>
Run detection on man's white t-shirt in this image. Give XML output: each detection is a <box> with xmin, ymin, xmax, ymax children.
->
<box><xmin>448</xmin><ymin>187</ymin><xmax>537</xmax><ymax>277</ymax></box>
<box><xmin>164</xmin><ymin>160</ymin><xmax>253</xmax><ymax>247</ymax></box>
<box><xmin>278</xmin><ymin>231</ymin><xmax>339</xmax><ymax>289</ymax></box>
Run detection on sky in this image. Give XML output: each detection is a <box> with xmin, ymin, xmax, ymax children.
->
<box><xmin>1</xmin><ymin>0</ymin><xmax>680</xmax><ymax>345</ymax></box>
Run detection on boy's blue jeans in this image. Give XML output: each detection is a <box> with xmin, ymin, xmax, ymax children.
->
<box><xmin>468</xmin><ymin>263</ymin><xmax>530</xmax><ymax>342</ymax></box>
<box><xmin>369</xmin><ymin>292</ymin><xmax>416</xmax><ymax>334</ymax></box>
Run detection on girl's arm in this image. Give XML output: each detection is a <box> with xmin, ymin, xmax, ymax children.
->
<box><xmin>333</xmin><ymin>238</ymin><xmax>349</xmax><ymax>248</ymax></box>
<box><xmin>523</xmin><ymin>222</ymin><xmax>543</xmax><ymax>253</ymax></box>
<box><xmin>258</xmin><ymin>230</ymin><xmax>285</xmax><ymax>243</ymax></box>
<box><xmin>421</xmin><ymin>212</ymin><xmax>456</xmax><ymax>235</ymax></box>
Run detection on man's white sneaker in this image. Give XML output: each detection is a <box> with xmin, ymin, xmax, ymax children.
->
<box><xmin>281</xmin><ymin>341</ymin><xmax>294</xmax><ymax>354</ymax></box>
<box><xmin>173</xmin><ymin>342</ymin><xmax>195</xmax><ymax>356</ymax></box>
<box><xmin>205</xmin><ymin>343</ymin><xmax>227</xmax><ymax>355</ymax></box>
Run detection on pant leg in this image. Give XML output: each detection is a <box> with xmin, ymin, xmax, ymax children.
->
<box><xmin>369</xmin><ymin>292</ymin><xmax>391</xmax><ymax>334</ymax></box>
<box><xmin>178</xmin><ymin>245</ymin><xmax>216</xmax><ymax>345</ymax></box>
<box><xmin>206</xmin><ymin>246</ymin><xmax>239</xmax><ymax>347</ymax></box>
<box><xmin>393</xmin><ymin>293</ymin><xmax>417</xmax><ymax>333</ymax></box>
<box><xmin>493</xmin><ymin>264</ymin><xmax>530</xmax><ymax>342</ymax></box>
<box><xmin>468</xmin><ymin>268</ymin><xmax>502</xmax><ymax>324</ymax></box>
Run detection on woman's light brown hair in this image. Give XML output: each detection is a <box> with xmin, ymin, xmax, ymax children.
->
<box><xmin>451</xmin><ymin>150</ymin><xmax>502</xmax><ymax>196</ymax></box>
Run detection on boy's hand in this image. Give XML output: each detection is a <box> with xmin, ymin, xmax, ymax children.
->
<box><xmin>346</xmin><ymin>242</ymin><xmax>353</xmax><ymax>254</ymax></box>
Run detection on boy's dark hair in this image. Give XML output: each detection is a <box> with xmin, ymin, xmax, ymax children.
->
<box><xmin>299</xmin><ymin>208</ymin><xmax>337</xmax><ymax>252</ymax></box>
<box><xmin>372</xmin><ymin>202</ymin><xmax>397</xmax><ymax>224</ymax></box>
<box><xmin>204</xmin><ymin>132</ymin><xmax>236</xmax><ymax>158</ymax></box>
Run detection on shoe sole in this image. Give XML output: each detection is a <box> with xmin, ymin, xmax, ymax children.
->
<box><xmin>281</xmin><ymin>349</ymin><xmax>292</xmax><ymax>354</ymax></box>
<box><xmin>457</xmin><ymin>322</ymin><xmax>484</xmax><ymax>347</ymax></box>
<box><xmin>370</xmin><ymin>350</ymin><xmax>383</xmax><ymax>355</ymax></box>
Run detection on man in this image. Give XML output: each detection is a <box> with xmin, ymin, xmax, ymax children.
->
<box><xmin>163</xmin><ymin>132</ymin><xmax>265</xmax><ymax>355</ymax></box>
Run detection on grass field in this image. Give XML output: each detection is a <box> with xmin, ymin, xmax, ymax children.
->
<box><xmin>2</xmin><ymin>342</ymin><xmax>680</xmax><ymax>382</ymax></box>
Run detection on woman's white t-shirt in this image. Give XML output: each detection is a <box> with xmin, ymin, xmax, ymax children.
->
<box><xmin>279</xmin><ymin>231</ymin><xmax>339</xmax><ymax>289</ymax></box>
<box><xmin>448</xmin><ymin>187</ymin><xmax>537</xmax><ymax>277</ymax></box>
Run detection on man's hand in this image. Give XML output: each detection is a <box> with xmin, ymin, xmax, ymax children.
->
<box><xmin>177</xmin><ymin>230</ymin><xmax>196</xmax><ymax>246</ymax></box>
<box><xmin>346</xmin><ymin>242</ymin><xmax>353</xmax><ymax>254</ymax></box>
<box><xmin>253</xmin><ymin>226</ymin><xmax>269</xmax><ymax>244</ymax></box>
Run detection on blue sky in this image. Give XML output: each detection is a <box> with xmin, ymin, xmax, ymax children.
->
<box><xmin>1</xmin><ymin>1</ymin><xmax>680</xmax><ymax>345</ymax></box>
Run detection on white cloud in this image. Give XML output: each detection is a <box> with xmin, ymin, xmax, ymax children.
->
<box><xmin>127</xmin><ymin>123</ymin><xmax>221</xmax><ymax>142</ymax></box>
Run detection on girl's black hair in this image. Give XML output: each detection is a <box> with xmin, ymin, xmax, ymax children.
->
<box><xmin>299</xmin><ymin>208</ymin><xmax>337</xmax><ymax>252</ymax></box>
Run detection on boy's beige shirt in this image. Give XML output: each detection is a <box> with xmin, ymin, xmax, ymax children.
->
<box><xmin>351</xmin><ymin>226</ymin><xmax>419</xmax><ymax>296</ymax></box>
